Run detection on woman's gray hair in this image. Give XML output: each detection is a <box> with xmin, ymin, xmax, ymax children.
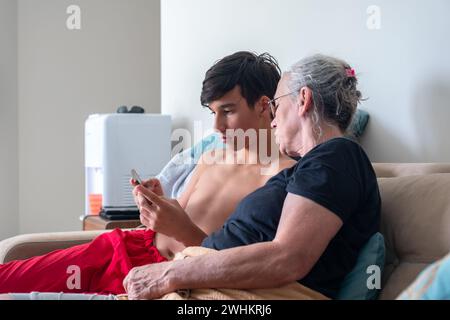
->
<box><xmin>288</xmin><ymin>54</ymin><xmax>362</xmax><ymax>139</ymax></box>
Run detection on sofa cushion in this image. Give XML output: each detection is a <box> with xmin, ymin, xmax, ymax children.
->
<box><xmin>378</xmin><ymin>173</ymin><xmax>450</xmax><ymax>299</ymax></box>
<box><xmin>336</xmin><ymin>232</ymin><xmax>385</xmax><ymax>300</ymax></box>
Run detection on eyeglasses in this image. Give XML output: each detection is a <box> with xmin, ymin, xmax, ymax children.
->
<box><xmin>267</xmin><ymin>91</ymin><xmax>297</xmax><ymax>118</ymax></box>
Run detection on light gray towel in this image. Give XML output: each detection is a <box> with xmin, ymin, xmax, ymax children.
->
<box><xmin>8</xmin><ymin>292</ymin><xmax>117</xmax><ymax>300</ymax></box>
<box><xmin>156</xmin><ymin>148</ymin><xmax>197</xmax><ymax>199</ymax></box>
<box><xmin>157</xmin><ymin>134</ymin><xmax>225</xmax><ymax>199</ymax></box>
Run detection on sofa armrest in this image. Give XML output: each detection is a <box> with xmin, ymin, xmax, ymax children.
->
<box><xmin>0</xmin><ymin>230</ymin><xmax>109</xmax><ymax>264</ymax></box>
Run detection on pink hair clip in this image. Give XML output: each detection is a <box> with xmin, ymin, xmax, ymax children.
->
<box><xmin>346</xmin><ymin>68</ymin><xmax>356</xmax><ymax>78</ymax></box>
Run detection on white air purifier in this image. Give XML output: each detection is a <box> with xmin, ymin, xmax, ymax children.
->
<box><xmin>84</xmin><ymin>113</ymin><xmax>171</xmax><ymax>219</ymax></box>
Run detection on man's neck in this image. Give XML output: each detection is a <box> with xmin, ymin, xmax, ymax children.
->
<box><xmin>230</xmin><ymin>128</ymin><xmax>279</xmax><ymax>166</ymax></box>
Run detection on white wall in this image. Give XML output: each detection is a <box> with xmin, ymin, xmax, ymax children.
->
<box><xmin>0</xmin><ymin>0</ymin><xmax>19</xmax><ymax>240</ymax></box>
<box><xmin>161</xmin><ymin>0</ymin><xmax>450</xmax><ymax>162</ymax></box>
<box><xmin>17</xmin><ymin>0</ymin><xmax>161</xmax><ymax>234</ymax></box>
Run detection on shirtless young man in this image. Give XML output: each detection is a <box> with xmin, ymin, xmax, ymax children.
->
<box><xmin>0</xmin><ymin>51</ymin><xmax>295</xmax><ymax>296</ymax></box>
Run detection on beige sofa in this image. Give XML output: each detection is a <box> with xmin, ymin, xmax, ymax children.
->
<box><xmin>1</xmin><ymin>163</ymin><xmax>450</xmax><ymax>300</ymax></box>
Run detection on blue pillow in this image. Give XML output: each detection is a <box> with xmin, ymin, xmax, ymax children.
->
<box><xmin>336</xmin><ymin>232</ymin><xmax>386</xmax><ymax>300</ymax></box>
<box><xmin>347</xmin><ymin>109</ymin><xmax>370</xmax><ymax>140</ymax></box>
<box><xmin>397</xmin><ymin>253</ymin><xmax>450</xmax><ymax>300</ymax></box>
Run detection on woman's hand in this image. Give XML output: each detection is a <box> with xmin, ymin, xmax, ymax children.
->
<box><xmin>123</xmin><ymin>261</ymin><xmax>176</xmax><ymax>300</ymax></box>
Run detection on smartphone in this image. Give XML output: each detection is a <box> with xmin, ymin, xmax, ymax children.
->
<box><xmin>131</xmin><ymin>169</ymin><xmax>143</xmax><ymax>185</ymax></box>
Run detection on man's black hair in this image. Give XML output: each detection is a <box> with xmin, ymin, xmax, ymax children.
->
<box><xmin>200</xmin><ymin>51</ymin><xmax>281</xmax><ymax>108</ymax></box>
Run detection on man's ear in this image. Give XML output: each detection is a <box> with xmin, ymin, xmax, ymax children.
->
<box><xmin>297</xmin><ymin>87</ymin><xmax>313</xmax><ymax>116</ymax></box>
<box><xmin>256</xmin><ymin>96</ymin><xmax>270</xmax><ymax>115</ymax></box>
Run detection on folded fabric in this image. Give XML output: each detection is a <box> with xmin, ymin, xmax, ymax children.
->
<box><xmin>159</xmin><ymin>246</ymin><xmax>329</xmax><ymax>300</ymax></box>
<box><xmin>190</xmin><ymin>133</ymin><xmax>224</xmax><ymax>162</ymax></box>
<box><xmin>156</xmin><ymin>148</ymin><xmax>197</xmax><ymax>199</ymax></box>
<box><xmin>6</xmin><ymin>292</ymin><xmax>117</xmax><ymax>300</ymax></box>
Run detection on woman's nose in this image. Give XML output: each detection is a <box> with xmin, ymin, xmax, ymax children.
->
<box><xmin>271</xmin><ymin>118</ymin><xmax>277</xmax><ymax>129</ymax></box>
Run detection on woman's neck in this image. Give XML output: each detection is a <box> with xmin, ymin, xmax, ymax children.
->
<box><xmin>297</xmin><ymin>124</ymin><xmax>344</xmax><ymax>157</ymax></box>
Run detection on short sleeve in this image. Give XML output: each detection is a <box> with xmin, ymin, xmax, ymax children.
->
<box><xmin>286</xmin><ymin>153</ymin><xmax>361</xmax><ymax>222</ymax></box>
<box><xmin>202</xmin><ymin>220</ymin><xmax>260</xmax><ymax>250</ymax></box>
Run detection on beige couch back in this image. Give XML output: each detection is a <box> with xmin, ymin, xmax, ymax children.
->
<box><xmin>373</xmin><ymin>163</ymin><xmax>450</xmax><ymax>178</ymax></box>
<box><xmin>373</xmin><ymin>163</ymin><xmax>450</xmax><ymax>299</ymax></box>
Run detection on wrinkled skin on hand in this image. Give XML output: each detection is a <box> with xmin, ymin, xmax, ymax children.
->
<box><xmin>123</xmin><ymin>261</ymin><xmax>176</xmax><ymax>300</ymax></box>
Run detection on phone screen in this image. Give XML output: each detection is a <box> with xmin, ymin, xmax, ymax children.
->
<box><xmin>131</xmin><ymin>169</ymin><xmax>143</xmax><ymax>185</ymax></box>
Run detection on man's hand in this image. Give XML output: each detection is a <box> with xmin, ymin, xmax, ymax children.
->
<box><xmin>131</xmin><ymin>177</ymin><xmax>164</xmax><ymax>203</ymax></box>
<box><xmin>134</xmin><ymin>186</ymin><xmax>200</xmax><ymax>243</ymax></box>
<box><xmin>123</xmin><ymin>262</ymin><xmax>176</xmax><ymax>300</ymax></box>
<box><xmin>130</xmin><ymin>177</ymin><xmax>166</xmax><ymax>229</ymax></box>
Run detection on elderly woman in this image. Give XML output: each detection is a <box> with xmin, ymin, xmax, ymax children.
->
<box><xmin>126</xmin><ymin>54</ymin><xmax>381</xmax><ymax>300</ymax></box>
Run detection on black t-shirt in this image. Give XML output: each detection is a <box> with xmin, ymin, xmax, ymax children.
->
<box><xmin>202</xmin><ymin>137</ymin><xmax>381</xmax><ymax>299</ymax></box>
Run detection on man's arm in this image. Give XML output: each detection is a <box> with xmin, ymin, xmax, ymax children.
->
<box><xmin>124</xmin><ymin>193</ymin><xmax>343</xmax><ymax>299</ymax></box>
